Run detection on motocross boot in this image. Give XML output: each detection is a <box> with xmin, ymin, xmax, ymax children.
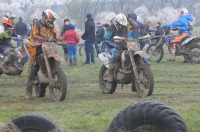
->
<box><xmin>167</xmin><ymin>47</ymin><xmax>176</xmax><ymax>61</ymax></box>
<box><xmin>25</xmin><ymin>65</ymin><xmax>37</xmax><ymax>100</ymax></box>
<box><xmin>103</xmin><ymin>63</ymin><xmax>115</xmax><ymax>82</ymax></box>
<box><xmin>74</xmin><ymin>58</ymin><xmax>77</xmax><ymax>66</ymax></box>
<box><xmin>0</xmin><ymin>56</ymin><xmax>10</xmax><ymax>73</ymax></box>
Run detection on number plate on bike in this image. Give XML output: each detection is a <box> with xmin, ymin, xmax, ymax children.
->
<box><xmin>127</xmin><ymin>39</ymin><xmax>140</xmax><ymax>51</ymax></box>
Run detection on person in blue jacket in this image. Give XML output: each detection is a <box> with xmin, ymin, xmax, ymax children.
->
<box><xmin>164</xmin><ymin>8</ymin><xmax>193</xmax><ymax>61</ymax></box>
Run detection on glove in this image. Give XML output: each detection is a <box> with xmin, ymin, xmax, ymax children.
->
<box><xmin>44</xmin><ymin>37</ymin><xmax>56</xmax><ymax>42</ymax></box>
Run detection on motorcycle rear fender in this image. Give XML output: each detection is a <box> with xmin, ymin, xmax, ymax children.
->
<box><xmin>48</xmin><ymin>54</ymin><xmax>63</xmax><ymax>62</ymax></box>
<box><xmin>134</xmin><ymin>51</ymin><xmax>149</xmax><ymax>58</ymax></box>
<box><xmin>182</xmin><ymin>37</ymin><xmax>200</xmax><ymax>45</ymax></box>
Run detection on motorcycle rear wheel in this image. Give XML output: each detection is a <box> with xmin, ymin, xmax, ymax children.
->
<box><xmin>186</xmin><ymin>44</ymin><xmax>200</xmax><ymax>64</ymax></box>
<box><xmin>108</xmin><ymin>101</ymin><xmax>187</xmax><ymax>132</ymax></box>
<box><xmin>49</xmin><ymin>66</ymin><xmax>67</xmax><ymax>101</ymax></box>
<box><xmin>134</xmin><ymin>64</ymin><xmax>154</xmax><ymax>97</ymax></box>
<box><xmin>99</xmin><ymin>65</ymin><xmax>117</xmax><ymax>94</ymax></box>
<box><xmin>146</xmin><ymin>44</ymin><xmax>164</xmax><ymax>63</ymax></box>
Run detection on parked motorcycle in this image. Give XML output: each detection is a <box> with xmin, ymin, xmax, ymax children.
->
<box><xmin>30</xmin><ymin>41</ymin><xmax>67</xmax><ymax>101</ymax></box>
<box><xmin>98</xmin><ymin>35</ymin><xmax>154</xmax><ymax>98</ymax></box>
<box><xmin>0</xmin><ymin>36</ymin><xmax>29</xmax><ymax>75</ymax></box>
<box><xmin>146</xmin><ymin>28</ymin><xmax>200</xmax><ymax>63</ymax></box>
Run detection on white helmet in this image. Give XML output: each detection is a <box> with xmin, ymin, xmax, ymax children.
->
<box><xmin>115</xmin><ymin>13</ymin><xmax>128</xmax><ymax>26</ymax></box>
<box><xmin>179</xmin><ymin>8</ymin><xmax>188</xmax><ymax>16</ymax></box>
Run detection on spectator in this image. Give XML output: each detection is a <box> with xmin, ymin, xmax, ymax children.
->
<box><xmin>95</xmin><ymin>22</ymin><xmax>104</xmax><ymax>55</ymax></box>
<box><xmin>61</xmin><ymin>19</ymin><xmax>70</xmax><ymax>36</ymax></box>
<box><xmin>62</xmin><ymin>24</ymin><xmax>79</xmax><ymax>66</ymax></box>
<box><xmin>81</xmin><ymin>13</ymin><xmax>95</xmax><ymax>64</ymax></box>
<box><xmin>60</xmin><ymin>19</ymin><xmax>70</xmax><ymax>65</ymax></box>
<box><xmin>145</xmin><ymin>21</ymin><xmax>151</xmax><ymax>34</ymax></box>
<box><xmin>14</xmin><ymin>17</ymin><xmax>27</xmax><ymax>47</ymax></box>
<box><xmin>154</xmin><ymin>22</ymin><xmax>162</xmax><ymax>36</ymax></box>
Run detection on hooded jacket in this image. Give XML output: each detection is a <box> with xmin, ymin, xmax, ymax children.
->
<box><xmin>62</xmin><ymin>24</ymin><xmax>79</xmax><ymax>44</ymax></box>
<box><xmin>81</xmin><ymin>17</ymin><xmax>95</xmax><ymax>42</ymax></box>
<box><xmin>167</xmin><ymin>14</ymin><xmax>193</xmax><ymax>34</ymax></box>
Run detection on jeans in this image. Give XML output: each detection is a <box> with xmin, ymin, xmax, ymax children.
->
<box><xmin>84</xmin><ymin>41</ymin><xmax>95</xmax><ymax>63</ymax></box>
<box><xmin>67</xmin><ymin>44</ymin><xmax>77</xmax><ymax>60</ymax></box>
<box><xmin>17</xmin><ymin>35</ymin><xmax>27</xmax><ymax>47</ymax></box>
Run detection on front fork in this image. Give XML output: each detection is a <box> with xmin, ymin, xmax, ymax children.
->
<box><xmin>43</xmin><ymin>53</ymin><xmax>55</xmax><ymax>87</ymax></box>
<box><xmin>128</xmin><ymin>49</ymin><xmax>140</xmax><ymax>84</ymax></box>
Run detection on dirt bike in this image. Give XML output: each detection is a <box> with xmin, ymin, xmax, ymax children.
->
<box><xmin>30</xmin><ymin>41</ymin><xmax>67</xmax><ymax>101</ymax></box>
<box><xmin>98</xmin><ymin>35</ymin><xmax>154</xmax><ymax>98</ymax></box>
<box><xmin>108</xmin><ymin>101</ymin><xmax>187</xmax><ymax>132</ymax></box>
<box><xmin>0</xmin><ymin>36</ymin><xmax>29</xmax><ymax>75</ymax></box>
<box><xmin>146</xmin><ymin>28</ymin><xmax>200</xmax><ymax>63</ymax></box>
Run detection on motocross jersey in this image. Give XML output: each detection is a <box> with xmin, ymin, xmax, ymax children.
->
<box><xmin>29</xmin><ymin>20</ymin><xmax>60</xmax><ymax>64</ymax></box>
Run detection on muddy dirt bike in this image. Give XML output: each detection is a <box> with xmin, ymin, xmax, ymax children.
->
<box><xmin>30</xmin><ymin>41</ymin><xmax>67</xmax><ymax>101</ymax></box>
<box><xmin>0</xmin><ymin>36</ymin><xmax>29</xmax><ymax>75</ymax></box>
<box><xmin>1</xmin><ymin>114</ymin><xmax>63</xmax><ymax>132</ymax></box>
<box><xmin>99</xmin><ymin>35</ymin><xmax>154</xmax><ymax>98</ymax></box>
<box><xmin>146</xmin><ymin>28</ymin><xmax>200</xmax><ymax>63</ymax></box>
<box><xmin>108</xmin><ymin>101</ymin><xmax>187</xmax><ymax>132</ymax></box>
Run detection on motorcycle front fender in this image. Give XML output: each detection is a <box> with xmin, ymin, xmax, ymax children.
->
<box><xmin>134</xmin><ymin>51</ymin><xmax>149</xmax><ymax>58</ymax></box>
<box><xmin>48</xmin><ymin>54</ymin><xmax>63</xmax><ymax>62</ymax></box>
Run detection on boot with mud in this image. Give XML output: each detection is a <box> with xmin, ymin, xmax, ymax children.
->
<box><xmin>167</xmin><ymin>47</ymin><xmax>176</xmax><ymax>61</ymax></box>
<box><xmin>103</xmin><ymin>63</ymin><xmax>116</xmax><ymax>82</ymax></box>
<box><xmin>69</xmin><ymin>59</ymin><xmax>73</xmax><ymax>66</ymax></box>
<box><xmin>0</xmin><ymin>56</ymin><xmax>10</xmax><ymax>73</ymax></box>
<box><xmin>74</xmin><ymin>58</ymin><xmax>77</xmax><ymax>66</ymax></box>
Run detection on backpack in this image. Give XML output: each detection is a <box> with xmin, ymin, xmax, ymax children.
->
<box><xmin>103</xmin><ymin>27</ymin><xmax>112</xmax><ymax>40</ymax></box>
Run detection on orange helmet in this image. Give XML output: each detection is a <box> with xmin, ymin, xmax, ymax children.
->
<box><xmin>2</xmin><ymin>13</ymin><xmax>16</xmax><ymax>27</ymax></box>
<box><xmin>42</xmin><ymin>9</ymin><xmax>59</xmax><ymax>22</ymax></box>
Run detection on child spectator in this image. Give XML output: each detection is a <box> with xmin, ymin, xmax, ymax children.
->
<box><xmin>62</xmin><ymin>24</ymin><xmax>79</xmax><ymax>66</ymax></box>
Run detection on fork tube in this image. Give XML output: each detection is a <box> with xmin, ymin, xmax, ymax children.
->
<box><xmin>44</xmin><ymin>54</ymin><xmax>54</xmax><ymax>85</ymax></box>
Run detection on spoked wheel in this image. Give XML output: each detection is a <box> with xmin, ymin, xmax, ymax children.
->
<box><xmin>186</xmin><ymin>45</ymin><xmax>200</xmax><ymax>64</ymax></box>
<box><xmin>135</xmin><ymin>64</ymin><xmax>154</xmax><ymax>97</ymax></box>
<box><xmin>99</xmin><ymin>65</ymin><xmax>117</xmax><ymax>94</ymax></box>
<box><xmin>78</xmin><ymin>43</ymin><xmax>85</xmax><ymax>56</ymax></box>
<box><xmin>2</xmin><ymin>114</ymin><xmax>63</xmax><ymax>132</ymax></box>
<box><xmin>34</xmin><ymin>83</ymin><xmax>47</xmax><ymax>97</ymax></box>
<box><xmin>108</xmin><ymin>101</ymin><xmax>187</xmax><ymax>132</ymax></box>
<box><xmin>49</xmin><ymin>67</ymin><xmax>67</xmax><ymax>101</ymax></box>
<box><xmin>146</xmin><ymin>43</ymin><xmax>164</xmax><ymax>63</ymax></box>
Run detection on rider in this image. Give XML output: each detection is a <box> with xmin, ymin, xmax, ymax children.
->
<box><xmin>0</xmin><ymin>13</ymin><xmax>17</xmax><ymax>73</ymax></box>
<box><xmin>164</xmin><ymin>8</ymin><xmax>193</xmax><ymax>61</ymax></box>
<box><xmin>26</xmin><ymin>9</ymin><xmax>60</xmax><ymax>100</ymax></box>
<box><xmin>100</xmin><ymin>13</ymin><xmax>128</xmax><ymax>82</ymax></box>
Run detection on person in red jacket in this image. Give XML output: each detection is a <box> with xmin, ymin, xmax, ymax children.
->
<box><xmin>62</xmin><ymin>24</ymin><xmax>79</xmax><ymax>66</ymax></box>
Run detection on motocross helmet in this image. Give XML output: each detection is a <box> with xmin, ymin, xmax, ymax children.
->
<box><xmin>2</xmin><ymin>12</ymin><xmax>17</xmax><ymax>28</ymax></box>
<box><xmin>114</xmin><ymin>13</ymin><xmax>128</xmax><ymax>31</ymax></box>
<box><xmin>179</xmin><ymin>8</ymin><xmax>188</xmax><ymax>16</ymax></box>
<box><xmin>41</xmin><ymin>9</ymin><xmax>59</xmax><ymax>28</ymax></box>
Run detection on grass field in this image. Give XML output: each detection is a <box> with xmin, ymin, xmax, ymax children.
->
<box><xmin>1</xmin><ymin>30</ymin><xmax>200</xmax><ymax>132</ymax></box>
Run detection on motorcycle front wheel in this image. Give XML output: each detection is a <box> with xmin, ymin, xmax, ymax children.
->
<box><xmin>146</xmin><ymin>44</ymin><xmax>164</xmax><ymax>63</ymax></box>
<box><xmin>49</xmin><ymin>66</ymin><xmax>67</xmax><ymax>101</ymax></box>
<box><xmin>108</xmin><ymin>101</ymin><xmax>187</xmax><ymax>132</ymax></box>
<box><xmin>134</xmin><ymin>64</ymin><xmax>154</xmax><ymax>97</ymax></box>
<box><xmin>99</xmin><ymin>65</ymin><xmax>117</xmax><ymax>94</ymax></box>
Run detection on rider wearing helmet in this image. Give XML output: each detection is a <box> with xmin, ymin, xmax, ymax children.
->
<box><xmin>164</xmin><ymin>8</ymin><xmax>193</xmax><ymax>61</ymax></box>
<box><xmin>0</xmin><ymin>13</ymin><xmax>17</xmax><ymax>73</ymax></box>
<box><xmin>102</xmin><ymin>13</ymin><xmax>128</xmax><ymax>82</ymax></box>
<box><xmin>26</xmin><ymin>9</ymin><xmax>60</xmax><ymax>100</ymax></box>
